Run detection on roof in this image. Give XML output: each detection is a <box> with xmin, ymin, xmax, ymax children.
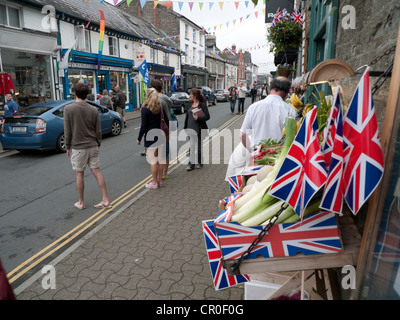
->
<box><xmin>22</xmin><ymin>0</ymin><xmax>178</xmax><ymax>50</ymax></box>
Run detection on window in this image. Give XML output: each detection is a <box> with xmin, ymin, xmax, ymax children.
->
<box><xmin>185</xmin><ymin>24</ymin><xmax>189</xmax><ymax>39</ymax></box>
<box><xmin>0</xmin><ymin>4</ymin><xmax>20</xmax><ymax>28</ymax></box>
<box><xmin>163</xmin><ymin>52</ymin><xmax>169</xmax><ymax>66</ymax></box>
<box><xmin>193</xmin><ymin>31</ymin><xmax>197</xmax><ymax>44</ymax></box>
<box><xmin>150</xmin><ymin>48</ymin><xmax>158</xmax><ymax>64</ymax></box>
<box><xmin>75</xmin><ymin>26</ymin><xmax>90</xmax><ymax>52</ymax></box>
<box><xmin>109</xmin><ymin>36</ymin><xmax>119</xmax><ymax>56</ymax></box>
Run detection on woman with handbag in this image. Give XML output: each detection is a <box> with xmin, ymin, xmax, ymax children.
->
<box><xmin>137</xmin><ymin>88</ymin><xmax>169</xmax><ymax>189</ymax></box>
<box><xmin>184</xmin><ymin>88</ymin><xmax>210</xmax><ymax>171</ymax></box>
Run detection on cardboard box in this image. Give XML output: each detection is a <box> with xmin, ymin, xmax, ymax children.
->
<box><xmin>214</xmin><ymin>210</ymin><xmax>342</xmax><ymax>261</ymax></box>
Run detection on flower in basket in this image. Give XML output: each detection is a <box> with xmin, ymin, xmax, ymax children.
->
<box><xmin>276</xmin><ymin>63</ymin><xmax>295</xmax><ymax>77</ymax></box>
<box><xmin>267</xmin><ymin>8</ymin><xmax>303</xmax><ymax>56</ymax></box>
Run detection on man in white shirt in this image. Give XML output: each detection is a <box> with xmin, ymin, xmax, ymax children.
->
<box><xmin>240</xmin><ymin>77</ymin><xmax>298</xmax><ymax>150</ymax></box>
<box><xmin>237</xmin><ymin>82</ymin><xmax>247</xmax><ymax>114</ymax></box>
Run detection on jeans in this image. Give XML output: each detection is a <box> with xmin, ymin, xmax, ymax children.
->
<box><xmin>188</xmin><ymin>131</ymin><xmax>203</xmax><ymax>167</ymax></box>
<box><xmin>238</xmin><ymin>98</ymin><xmax>245</xmax><ymax>113</ymax></box>
<box><xmin>230</xmin><ymin>99</ymin><xmax>237</xmax><ymax>113</ymax></box>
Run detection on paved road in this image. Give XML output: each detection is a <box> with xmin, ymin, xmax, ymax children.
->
<box><xmin>0</xmin><ymin>99</ymin><xmax>252</xmax><ymax>287</ymax></box>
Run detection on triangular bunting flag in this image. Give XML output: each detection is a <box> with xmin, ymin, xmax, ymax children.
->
<box><xmin>127</xmin><ymin>0</ymin><xmax>132</xmax><ymax>6</ymax></box>
<box><xmin>245</xmin><ymin>1</ymin><xmax>249</xmax><ymax>8</ymax></box>
<box><xmin>166</xmin><ymin>1</ymin><xmax>172</xmax><ymax>11</ymax></box>
<box><xmin>189</xmin><ymin>2</ymin><xmax>194</xmax><ymax>11</ymax></box>
<box><xmin>255</xmin><ymin>11</ymin><xmax>258</xmax><ymax>18</ymax></box>
<box><xmin>233</xmin><ymin>19</ymin><xmax>236</xmax><ymax>25</ymax></box>
<box><xmin>219</xmin><ymin>2</ymin><xmax>224</xmax><ymax>10</ymax></box>
<box><xmin>209</xmin><ymin>2</ymin><xmax>214</xmax><ymax>10</ymax></box>
<box><xmin>178</xmin><ymin>2</ymin><xmax>183</xmax><ymax>11</ymax></box>
<box><xmin>199</xmin><ymin>2</ymin><xmax>203</xmax><ymax>10</ymax></box>
<box><xmin>235</xmin><ymin>1</ymin><xmax>239</xmax><ymax>9</ymax></box>
<box><xmin>139</xmin><ymin>0</ymin><xmax>146</xmax><ymax>8</ymax></box>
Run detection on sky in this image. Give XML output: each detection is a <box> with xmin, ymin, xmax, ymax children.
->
<box><xmin>106</xmin><ymin>0</ymin><xmax>275</xmax><ymax>74</ymax></box>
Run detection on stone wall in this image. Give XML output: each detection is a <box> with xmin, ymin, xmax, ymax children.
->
<box><xmin>335</xmin><ymin>0</ymin><xmax>400</xmax><ymax>130</ymax></box>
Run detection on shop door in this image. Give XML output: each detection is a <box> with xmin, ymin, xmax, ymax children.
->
<box><xmin>98</xmin><ymin>72</ymin><xmax>110</xmax><ymax>95</ymax></box>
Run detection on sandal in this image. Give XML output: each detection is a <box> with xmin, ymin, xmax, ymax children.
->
<box><xmin>94</xmin><ymin>202</ymin><xmax>112</xmax><ymax>209</ymax></box>
<box><xmin>74</xmin><ymin>202</ymin><xmax>86</xmax><ymax>210</ymax></box>
<box><xmin>145</xmin><ymin>182</ymin><xmax>159</xmax><ymax>189</ymax></box>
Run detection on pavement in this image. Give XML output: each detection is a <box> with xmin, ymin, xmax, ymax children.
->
<box><xmin>10</xmin><ymin>109</ymin><xmax>247</xmax><ymax>300</ymax></box>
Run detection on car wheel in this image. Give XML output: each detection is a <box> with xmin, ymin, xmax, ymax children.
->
<box><xmin>111</xmin><ymin>120</ymin><xmax>122</xmax><ymax>136</ymax></box>
<box><xmin>56</xmin><ymin>133</ymin><xmax>67</xmax><ymax>153</ymax></box>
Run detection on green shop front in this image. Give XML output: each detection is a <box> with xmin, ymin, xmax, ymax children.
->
<box><xmin>61</xmin><ymin>50</ymin><xmax>137</xmax><ymax>111</ymax></box>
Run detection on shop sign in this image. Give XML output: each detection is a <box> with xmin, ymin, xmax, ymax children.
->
<box><xmin>69</xmin><ymin>62</ymin><xmax>130</xmax><ymax>72</ymax></box>
<box><xmin>265</xmin><ymin>0</ymin><xmax>293</xmax><ymax>23</ymax></box>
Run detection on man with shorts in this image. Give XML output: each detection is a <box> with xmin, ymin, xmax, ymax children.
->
<box><xmin>64</xmin><ymin>82</ymin><xmax>112</xmax><ymax>210</ymax></box>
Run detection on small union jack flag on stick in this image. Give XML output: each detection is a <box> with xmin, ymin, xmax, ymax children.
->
<box><xmin>267</xmin><ymin>108</ymin><xmax>328</xmax><ymax>219</ymax></box>
<box><xmin>320</xmin><ymin>87</ymin><xmax>345</xmax><ymax>214</ymax></box>
<box><xmin>342</xmin><ymin>68</ymin><xmax>384</xmax><ymax>215</ymax></box>
<box><xmin>291</xmin><ymin>8</ymin><xmax>304</xmax><ymax>27</ymax></box>
<box><xmin>202</xmin><ymin>220</ymin><xmax>250</xmax><ymax>290</ymax></box>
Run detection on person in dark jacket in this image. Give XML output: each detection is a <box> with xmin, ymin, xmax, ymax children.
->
<box><xmin>137</xmin><ymin>88</ymin><xmax>169</xmax><ymax>189</ymax></box>
<box><xmin>0</xmin><ymin>258</ymin><xmax>16</xmax><ymax>300</ymax></box>
<box><xmin>184</xmin><ymin>88</ymin><xmax>210</xmax><ymax>171</ymax></box>
<box><xmin>114</xmin><ymin>85</ymin><xmax>127</xmax><ymax>127</ymax></box>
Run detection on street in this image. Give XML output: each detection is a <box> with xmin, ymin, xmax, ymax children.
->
<box><xmin>0</xmin><ymin>99</ymin><xmax>251</xmax><ymax>286</ymax></box>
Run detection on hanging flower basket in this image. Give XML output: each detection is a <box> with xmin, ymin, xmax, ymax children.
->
<box><xmin>267</xmin><ymin>9</ymin><xmax>303</xmax><ymax>57</ymax></box>
<box><xmin>276</xmin><ymin>63</ymin><xmax>295</xmax><ymax>77</ymax></box>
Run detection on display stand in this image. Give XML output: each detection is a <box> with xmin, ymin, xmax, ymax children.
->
<box><xmin>224</xmin><ymin>211</ymin><xmax>361</xmax><ymax>276</ymax></box>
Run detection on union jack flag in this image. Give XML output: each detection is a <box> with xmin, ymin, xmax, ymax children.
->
<box><xmin>267</xmin><ymin>108</ymin><xmax>328</xmax><ymax>219</ymax></box>
<box><xmin>202</xmin><ymin>220</ymin><xmax>250</xmax><ymax>290</ymax></box>
<box><xmin>343</xmin><ymin>68</ymin><xmax>384</xmax><ymax>215</ymax></box>
<box><xmin>227</xmin><ymin>175</ymin><xmax>243</xmax><ymax>194</ymax></box>
<box><xmin>320</xmin><ymin>87</ymin><xmax>344</xmax><ymax>214</ymax></box>
<box><xmin>216</xmin><ymin>194</ymin><xmax>242</xmax><ymax>223</ymax></box>
<box><xmin>271</xmin><ymin>7</ymin><xmax>282</xmax><ymax>26</ymax></box>
<box><xmin>216</xmin><ymin>211</ymin><xmax>342</xmax><ymax>260</ymax></box>
<box><xmin>291</xmin><ymin>8</ymin><xmax>304</xmax><ymax>26</ymax></box>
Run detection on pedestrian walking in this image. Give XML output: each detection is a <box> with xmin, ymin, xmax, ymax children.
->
<box><xmin>261</xmin><ymin>84</ymin><xmax>268</xmax><ymax>99</ymax></box>
<box><xmin>109</xmin><ymin>90</ymin><xmax>116</xmax><ymax>111</ymax></box>
<box><xmin>64</xmin><ymin>82</ymin><xmax>112</xmax><ymax>210</ymax></box>
<box><xmin>99</xmin><ymin>89</ymin><xmax>113</xmax><ymax>110</ymax></box>
<box><xmin>4</xmin><ymin>93</ymin><xmax>18</xmax><ymax>118</ymax></box>
<box><xmin>184</xmin><ymin>88</ymin><xmax>210</xmax><ymax>171</ymax></box>
<box><xmin>237</xmin><ymin>82</ymin><xmax>247</xmax><ymax>114</ymax></box>
<box><xmin>250</xmin><ymin>85</ymin><xmax>258</xmax><ymax>104</ymax></box>
<box><xmin>228</xmin><ymin>85</ymin><xmax>238</xmax><ymax>114</ymax></box>
<box><xmin>150</xmin><ymin>79</ymin><xmax>172</xmax><ymax>180</ymax></box>
<box><xmin>137</xmin><ymin>88</ymin><xmax>170</xmax><ymax>189</ymax></box>
<box><xmin>114</xmin><ymin>85</ymin><xmax>127</xmax><ymax>127</ymax></box>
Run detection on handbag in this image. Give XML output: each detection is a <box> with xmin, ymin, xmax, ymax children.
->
<box><xmin>160</xmin><ymin>106</ymin><xmax>169</xmax><ymax>137</ymax></box>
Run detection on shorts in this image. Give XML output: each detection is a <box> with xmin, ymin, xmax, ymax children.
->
<box><xmin>70</xmin><ymin>146</ymin><xmax>100</xmax><ymax>171</ymax></box>
<box><xmin>117</xmin><ymin>106</ymin><xmax>125</xmax><ymax>117</ymax></box>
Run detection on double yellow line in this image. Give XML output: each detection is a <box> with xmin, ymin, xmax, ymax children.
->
<box><xmin>7</xmin><ymin>113</ymin><xmax>242</xmax><ymax>284</ymax></box>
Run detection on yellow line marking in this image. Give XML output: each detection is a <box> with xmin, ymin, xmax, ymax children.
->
<box><xmin>7</xmin><ymin>116</ymin><xmax>240</xmax><ymax>283</ymax></box>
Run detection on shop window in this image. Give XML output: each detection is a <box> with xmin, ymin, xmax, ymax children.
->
<box><xmin>0</xmin><ymin>4</ymin><xmax>21</xmax><ymax>28</ymax></box>
<box><xmin>75</xmin><ymin>26</ymin><xmax>90</xmax><ymax>52</ymax></box>
<box><xmin>109</xmin><ymin>36</ymin><xmax>119</xmax><ymax>56</ymax></box>
<box><xmin>68</xmin><ymin>70</ymin><xmax>96</xmax><ymax>100</ymax></box>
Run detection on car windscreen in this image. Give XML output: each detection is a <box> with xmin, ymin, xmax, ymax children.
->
<box><xmin>17</xmin><ymin>106</ymin><xmax>53</xmax><ymax>116</ymax></box>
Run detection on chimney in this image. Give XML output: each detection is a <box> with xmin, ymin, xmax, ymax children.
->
<box><xmin>232</xmin><ymin>44</ymin><xmax>236</xmax><ymax>51</ymax></box>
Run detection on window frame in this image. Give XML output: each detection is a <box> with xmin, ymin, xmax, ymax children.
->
<box><xmin>0</xmin><ymin>3</ymin><xmax>21</xmax><ymax>29</ymax></box>
<box><xmin>108</xmin><ymin>36</ymin><xmax>119</xmax><ymax>57</ymax></box>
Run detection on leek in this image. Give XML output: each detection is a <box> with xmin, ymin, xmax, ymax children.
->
<box><xmin>241</xmin><ymin>200</ymin><xmax>286</xmax><ymax>227</ymax></box>
<box><xmin>261</xmin><ymin>204</ymin><xmax>296</xmax><ymax>226</ymax></box>
<box><xmin>231</xmin><ymin>117</ymin><xmax>297</xmax><ymax>223</ymax></box>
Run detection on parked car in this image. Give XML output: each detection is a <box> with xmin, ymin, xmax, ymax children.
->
<box><xmin>187</xmin><ymin>86</ymin><xmax>217</xmax><ymax>106</ymax></box>
<box><xmin>214</xmin><ymin>89</ymin><xmax>230</xmax><ymax>102</ymax></box>
<box><xmin>0</xmin><ymin>100</ymin><xmax>123</xmax><ymax>153</ymax></box>
<box><xmin>169</xmin><ymin>92</ymin><xmax>190</xmax><ymax>114</ymax></box>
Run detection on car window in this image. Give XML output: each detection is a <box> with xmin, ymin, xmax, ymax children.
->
<box><xmin>18</xmin><ymin>106</ymin><xmax>53</xmax><ymax>116</ymax></box>
<box><xmin>53</xmin><ymin>107</ymin><xmax>64</xmax><ymax>118</ymax></box>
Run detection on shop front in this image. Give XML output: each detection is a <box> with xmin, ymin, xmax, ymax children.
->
<box><xmin>0</xmin><ymin>28</ymin><xmax>58</xmax><ymax>110</ymax></box>
<box><xmin>147</xmin><ymin>63</ymin><xmax>175</xmax><ymax>94</ymax></box>
<box><xmin>181</xmin><ymin>65</ymin><xmax>206</xmax><ymax>91</ymax></box>
<box><xmin>61</xmin><ymin>50</ymin><xmax>136</xmax><ymax>111</ymax></box>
